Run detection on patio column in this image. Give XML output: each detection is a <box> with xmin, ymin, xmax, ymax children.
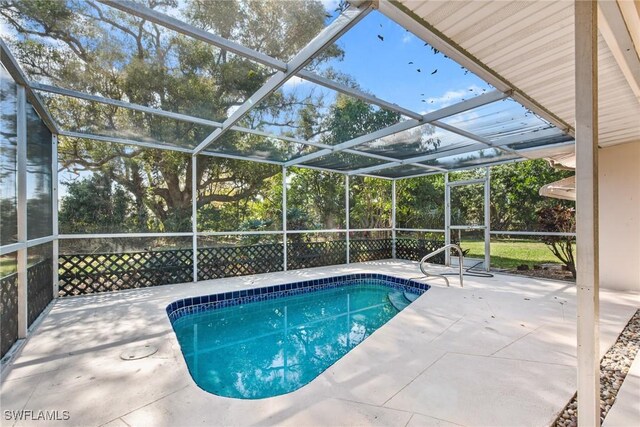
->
<box><xmin>575</xmin><ymin>1</ymin><xmax>600</xmax><ymax>426</ymax></box>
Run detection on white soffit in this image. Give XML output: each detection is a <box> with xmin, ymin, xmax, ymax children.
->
<box><xmin>393</xmin><ymin>0</ymin><xmax>640</xmax><ymax>148</ymax></box>
<box><xmin>540</xmin><ymin>175</ymin><xmax>576</xmax><ymax>201</ymax></box>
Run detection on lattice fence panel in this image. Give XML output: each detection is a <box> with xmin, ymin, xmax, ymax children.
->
<box><xmin>197</xmin><ymin>243</ymin><xmax>284</xmax><ymax>281</ymax></box>
<box><xmin>349</xmin><ymin>239</ymin><xmax>393</xmax><ymax>263</ymax></box>
<box><xmin>27</xmin><ymin>259</ymin><xmax>53</xmax><ymax>326</ymax></box>
<box><xmin>1</xmin><ymin>272</ymin><xmax>19</xmax><ymax>358</ymax></box>
<box><xmin>58</xmin><ymin>249</ymin><xmax>193</xmax><ymax>297</ymax></box>
<box><xmin>395</xmin><ymin>238</ymin><xmax>446</xmax><ymax>264</ymax></box>
<box><xmin>287</xmin><ymin>240</ymin><xmax>347</xmax><ymax>270</ymax></box>
<box><xmin>57</xmin><ymin>237</ymin><xmax>452</xmax><ymax>299</ymax></box>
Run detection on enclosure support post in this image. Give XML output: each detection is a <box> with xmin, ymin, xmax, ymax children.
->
<box><xmin>52</xmin><ymin>134</ymin><xmax>59</xmax><ymax>298</ymax></box>
<box><xmin>575</xmin><ymin>1</ymin><xmax>600</xmax><ymax>425</ymax></box>
<box><xmin>392</xmin><ymin>179</ymin><xmax>397</xmax><ymax>259</ymax></box>
<box><xmin>16</xmin><ymin>85</ymin><xmax>28</xmax><ymax>338</ymax></box>
<box><xmin>444</xmin><ymin>173</ymin><xmax>451</xmax><ymax>266</ymax></box>
<box><xmin>484</xmin><ymin>167</ymin><xmax>491</xmax><ymax>271</ymax></box>
<box><xmin>191</xmin><ymin>155</ymin><xmax>198</xmax><ymax>282</ymax></box>
<box><xmin>345</xmin><ymin>175</ymin><xmax>350</xmax><ymax>264</ymax></box>
<box><xmin>282</xmin><ymin>166</ymin><xmax>288</xmax><ymax>271</ymax></box>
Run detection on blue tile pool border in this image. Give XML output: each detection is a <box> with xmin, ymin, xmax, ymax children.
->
<box><xmin>166</xmin><ymin>273</ymin><xmax>430</xmax><ymax>324</ymax></box>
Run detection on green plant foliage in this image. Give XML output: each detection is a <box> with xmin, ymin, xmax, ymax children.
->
<box><xmin>537</xmin><ymin>205</ymin><xmax>576</xmax><ymax>277</ymax></box>
<box><xmin>349</xmin><ymin>176</ymin><xmax>392</xmax><ymax>229</ymax></box>
<box><xmin>287</xmin><ymin>168</ymin><xmax>345</xmax><ymax>231</ymax></box>
<box><xmin>490</xmin><ymin>160</ymin><xmax>574</xmax><ymax>231</ymax></box>
<box><xmin>322</xmin><ymin>95</ymin><xmax>401</xmax><ymax>145</ymax></box>
<box><xmin>396</xmin><ymin>175</ymin><xmax>445</xmax><ymax>229</ymax></box>
<box><xmin>197</xmin><ymin>158</ymin><xmax>282</xmax><ymax>232</ymax></box>
<box><xmin>58</xmin><ymin>173</ymin><xmax>131</xmax><ymax>233</ymax></box>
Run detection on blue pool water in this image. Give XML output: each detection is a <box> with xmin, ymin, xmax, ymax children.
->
<box><xmin>168</xmin><ymin>275</ymin><xmax>428</xmax><ymax>399</ymax></box>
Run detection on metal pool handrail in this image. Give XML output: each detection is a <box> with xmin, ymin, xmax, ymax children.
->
<box><xmin>419</xmin><ymin>244</ymin><xmax>464</xmax><ymax>287</ymax></box>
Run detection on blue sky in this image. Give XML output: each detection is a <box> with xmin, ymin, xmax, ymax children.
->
<box><xmin>307</xmin><ymin>6</ymin><xmax>494</xmax><ymax>115</ymax></box>
<box><xmin>273</xmin><ymin>5</ymin><xmax>497</xmax><ymax>140</ymax></box>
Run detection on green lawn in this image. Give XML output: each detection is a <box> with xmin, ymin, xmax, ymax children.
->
<box><xmin>0</xmin><ymin>253</ymin><xmax>55</xmax><ymax>277</ymax></box>
<box><xmin>460</xmin><ymin>238</ymin><xmax>569</xmax><ymax>269</ymax></box>
<box><xmin>0</xmin><ymin>257</ymin><xmax>17</xmax><ymax>277</ymax></box>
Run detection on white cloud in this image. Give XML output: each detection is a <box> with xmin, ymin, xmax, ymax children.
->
<box><xmin>283</xmin><ymin>75</ymin><xmax>306</xmax><ymax>88</ymax></box>
<box><xmin>418</xmin><ymin>107</ymin><xmax>481</xmax><ymax>129</ymax></box>
<box><xmin>320</xmin><ymin>0</ymin><xmax>340</xmax><ymax>12</ymax></box>
<box><xmin>0</xmin><ymin>21</ymin><xmax>10</xmax><ymax>38</ymax></box>
<box><xmin>401</xmin><ymin>33</ymin><xmax>412</xmax><ymax>44</ymax></box>
<box><xmin>446</xmin><ymin>110</ymin><xmax>480</xmax><ymax>127</ymax></box>
<box><xmin>424</xmin><ymin>85</ymin><xmax>484</xmax><ymax>109</ymax></box>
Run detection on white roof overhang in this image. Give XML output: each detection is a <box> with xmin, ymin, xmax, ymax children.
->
<box><xmin>391</xmin><ymin>0</ymin><xmax>640</xmax><ymax>150</ymax></box>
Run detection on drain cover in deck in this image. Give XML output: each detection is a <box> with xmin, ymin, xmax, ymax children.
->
<box><xmin>120</xmin><ymin>344</ymin><xmax>158</xmax><ymax>360</ymax></box>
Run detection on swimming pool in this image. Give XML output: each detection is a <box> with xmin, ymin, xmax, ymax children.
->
<box><xmin>166</xmin><ymin>274</ymin><xmax>429</xmax><ymax>399</ymax></box>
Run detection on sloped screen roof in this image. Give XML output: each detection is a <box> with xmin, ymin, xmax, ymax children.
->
<box><xmin>0</xmin><ymin>0</ymin><xmax>573</xmax><ymax>179</ymax></box>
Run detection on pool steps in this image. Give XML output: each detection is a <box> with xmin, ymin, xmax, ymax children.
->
<box><xmin>404</xmin><ymin>291</ymin><xmax>419</xmax><ymax>302</ymax></box>
<box><xmin>387</xmin><ymin>291</ymin><xmax>419</xmax><ymax>311</ymax></box>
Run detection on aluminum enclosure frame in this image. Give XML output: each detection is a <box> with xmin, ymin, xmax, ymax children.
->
<box><xmin>0</xmin><ymin>0</ymin><xmax>573</xmax><ymax>179</ymax></box>
<box><xmin>0</xmin><ymin>0</ymin><xmax>578</xmax><ymax>367</ymax></box>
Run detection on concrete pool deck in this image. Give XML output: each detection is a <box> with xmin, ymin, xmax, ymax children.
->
<box><xmin>1</xmin><ymin>260</ymin><xmax>638</xmax><ymax>427</ymax></box>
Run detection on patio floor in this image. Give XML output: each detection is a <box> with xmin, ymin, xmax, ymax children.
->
<box><xmin>1</xmin><ymin>260</ymin><xmax>638</xmax><ymax>427</ymax></box>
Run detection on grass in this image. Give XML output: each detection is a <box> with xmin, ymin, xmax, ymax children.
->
<box><xmin>0</xmin><ymin>253</ymin><xmax>56</xmax><ymax>277</ymax></box>
<box><xmin>460</xmin><ymin>238</ymin><xmax>570</xmax><ymax>270</ymax></box>
<box><xmin>0</xmin><ymin>258</ymin><xmax>17</xmax><ymax>277</ymax></box>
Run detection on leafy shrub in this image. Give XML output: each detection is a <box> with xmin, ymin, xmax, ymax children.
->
<box><xmin>537</xmin><ymin>206</ymin><xmax>576</xmax><ymax>278</ymax></box>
